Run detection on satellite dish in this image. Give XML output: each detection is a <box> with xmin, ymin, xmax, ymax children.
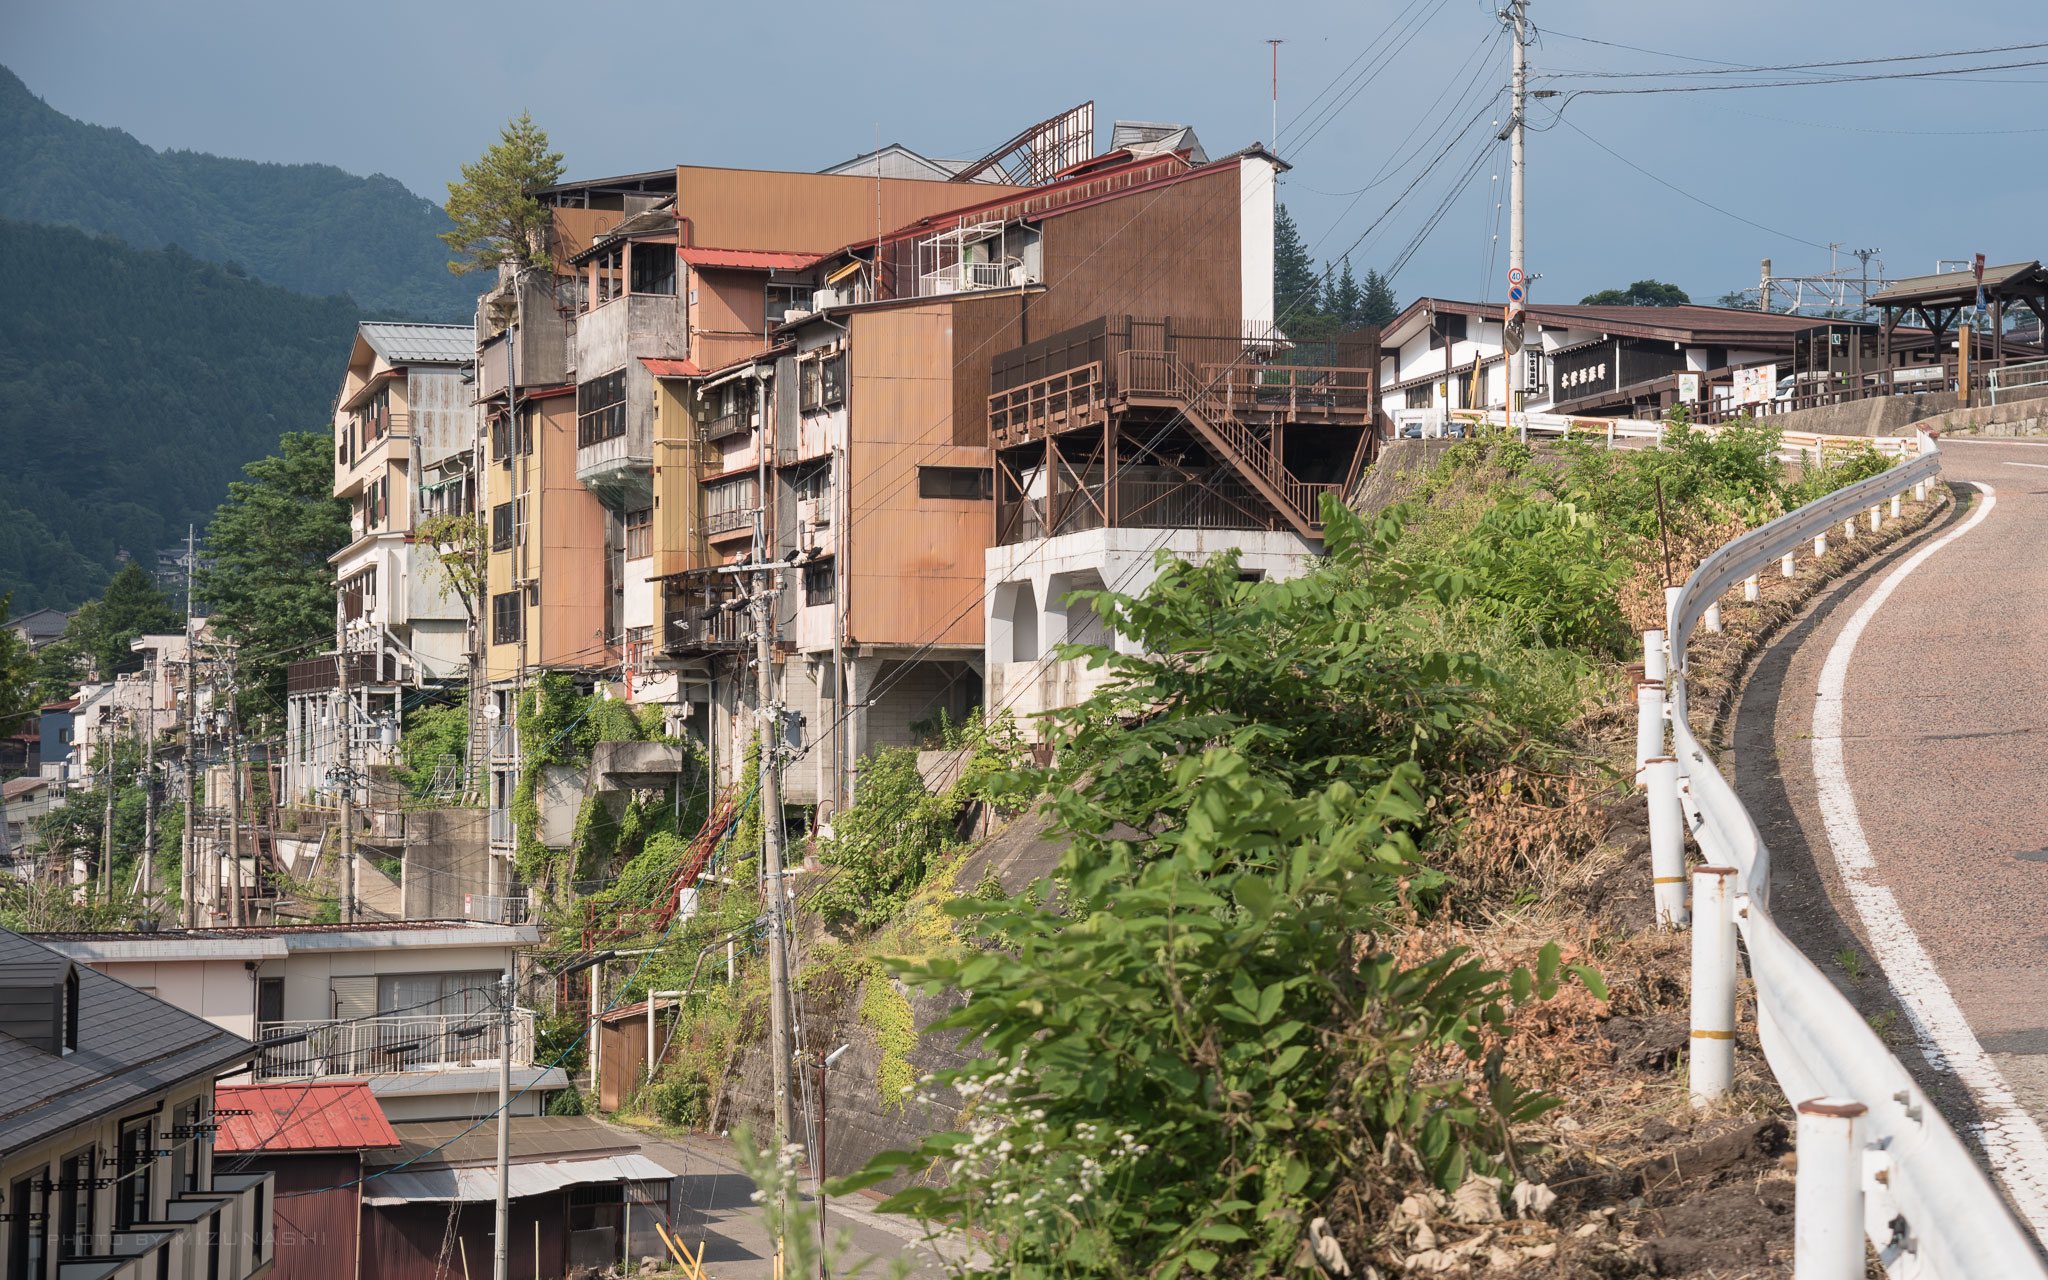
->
<box><xmin>483</xmin><ymin>704</ymin><xmax>502</xmax><ymax>723</ymax></box>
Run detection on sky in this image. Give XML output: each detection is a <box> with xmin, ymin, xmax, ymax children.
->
<box><xmin>4</xmin><ymin>0</ymin><xmax>2044</xmax><ymax>310</ymax></box>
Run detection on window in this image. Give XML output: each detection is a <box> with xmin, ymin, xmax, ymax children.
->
<box><xmin>491</xmin><ymin>502</ymin><xmax>515</xmax><ymax>552</ymax></box>
<box><xmin>8</xmin><ymin>1174</ymin><xmax>45</xmax><ymax>1280</ymax></box>
<box><xmin>379</xmin><ymin>971</ymin><xmax>496</xmax><ymax>1017</ymax></box>
<box><xmin>57</xmin><ymin>1147</ymin><xmax>93</xmax><ymax>1259</ymax></box>
<box><xmin>799</xmin><ymin>352</ymin><xmax>847</xmax><ymax>414</ymax></box>
<box><xmin>802</xmin><ymin>557</ymin><xmax>836</xmax><ymax>606</ymax></box>
<box><xmin>800</xmin><ymin>359</ymin><xmax>822</xmax><ymax>413</ymax></box>
<box><xmin>577</xmin><ymin>369</ymin><xmax>628</xmax><ymax>447</ymax></box>
<box><xmin>168</xmin><ymin>1100</ymin><xmax>200</xmax><ymax>1197</ymax></box>
<box><xmin>624</xmin><ymin>508</ymin><xmax>652</xmax><ymax>560</ymax></box>
<box><xmin>765</xmin><ymin>283</ymin><xmax>814</xmax><ymax>328</ymax></box>
<box><xmin>918</xmin><ymin>466</ymin><xmax>993</xmax><ymax>501</ymax></box>
<box><xmin>704</xmin><ymin>477</ymin><xmax>758</xmax><ymax>536</ymax></box>
<box><xmin>492</xmin><ymin>591</ymin><xmax>523</xmax><ymax>645</ymax></box>
<box><xmin>821</xmin><ymin>352</ymin><xmax>845</xmax><ymax>408</ymax></box>
<box><xmin>629</xmin><ymin>243</ymin><xmax>676</xmax><ymax>296</ymax></box>
<box><xmin>117</xmin><ymin>1118</ymin><xmax>153</xmax><ymax>1229</ymax></box>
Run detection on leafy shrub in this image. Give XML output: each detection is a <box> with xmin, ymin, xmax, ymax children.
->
<box><xmin>546</xmin><ymin>1086</ymin><xmax>586</xmax><ymax>1116</ymax></box>
<box><xmin>394</xmin><ymin>697</ymin><xmax>468</xmax><ymax>798</ymax></box>
<box><xmin>813</xmin><ymin>747</ymin><xmax>956</xmax><ymax>929</ymax></box>
<box><xmin>642</xmin><ymin>1076</ymin><xmax>709</xmax><ymax>1128</ymax></box>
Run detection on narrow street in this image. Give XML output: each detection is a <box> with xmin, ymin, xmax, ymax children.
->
<box><xmin>1736</xmin><ymin>437</ymin><xmax>2048</xmax><ymax>1235</ymax></box>
<box><xmin>600</xmin><ymin>1124</ymin><xmax>949</xmax><ymax>1277</ymax></box>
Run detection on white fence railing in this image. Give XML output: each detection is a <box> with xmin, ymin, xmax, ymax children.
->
<box><xmin>255</xmin><ymin>1009</ymin><xmax>535</xmax><ymax>1080</ymax></box>
<box><xmin>1646</xmin><ymin>431</ymin><xmax>2047</xmax><ymax>1277</ymax></box>
<box><xmin>1989</xmin><ymin>358</ymin><xmax>2048</xmax><ymax>405</ymax></box>
<box><xmin>1391</xmin><ymin>407</ymin><xmax>1932</xmax><ymax>467</ymax></box>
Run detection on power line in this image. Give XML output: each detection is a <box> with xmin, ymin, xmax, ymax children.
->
<box><xmin>1556</xmin><ymin>116</ymin><xmax>1833</xmax><ymax>252</ymax></box>
<box><xmin>1536</xmin><ymin>37</ymin><xmax>2048</xmax><ymax>80</ymax></box>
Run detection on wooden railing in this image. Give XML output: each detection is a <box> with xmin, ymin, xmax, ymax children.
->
<box><xmin>1118</xmin><ymin>351</ymin><xmax>1328</xmax><ymax>528</ymax></box>
<box><xmin>988</xmin><ymin>361</ymin><xmax>1105</xmax><ymax>443</ymax></box>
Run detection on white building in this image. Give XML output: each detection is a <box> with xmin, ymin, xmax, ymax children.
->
<box><xmin>35</xmin><ymin>920</ymin><xmax>563</xmax><ymax>1123</ymax></box>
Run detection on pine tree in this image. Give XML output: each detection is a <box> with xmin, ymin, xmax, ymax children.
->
<box><xmin>1359</xmin><ymin>269</ymin><xmax>1399</xmax><ymax>327</ymax></box>
<box><xmin>1332</xmin><ymin>259</ymin><xmax>1363</xmax><ymax>329</ymax></box>
<box><xmin>1273</xmin><ymin>204</ymin><xmax>1321</xmax><ymax>323</ymax></box>
<box><xmin>441</xmin><ymin>112</ymin><xmax>567</xmax><ymax>276</ymax></box>
<box><xmin>59</xmin><ymin>565</ymin><xmax>180</xmax><ymax>682</ymax></box>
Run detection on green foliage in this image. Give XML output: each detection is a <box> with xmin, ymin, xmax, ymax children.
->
<box><xmin>535</xmin><ymin>1011</ymin><xmax>588</xmax><ymax>1078</ymax></box>
<box><xmin>1580</xmin><ymin>279</ymin><xmax>1691</xmax><ymax>307</ymax></box>
<box><xmin>858</xmin><ymin>979</ymin><xmax>919</xmax><ymax>1110</ymax></box>
<box><xmin>199</xmin><ymin>431</ymin><xmax>352</xmax><ymax>728</ymax></box>
<box><xmin>412</xmin><ymin>513</ymin><xmax>485</xmax><ymax>611</ymax></box>
<box><xmin>546</xmin><ymin>1086</ymin><xmax>587</xmax><ymax>1117</ymax></box>
<box><xmin>0</xmin><ymin>595</ymin><xmax>30</xmax><ymax>734</ymax></box>
<box><xmin>0</xmin><ymin>219</ymin><xmax>361</xmax><ymax>613</ymax></box>
<box><xmin>1274</xmin><ymin>203</ymin><xmax>1396</xmax><ymax>335</ymax></box>
<box><xmin>441</xmin><ymin>112</ymin><xmax>565</xmax><ymax>276</ymax></box>
<box><xmin>1784</xmin><ymin>441</ymin><xmax>1892</xmax><ymax>508</ymax></box>
<box><xmin>1552</xmin><ymin>416</ymin><xmax>1787</xmax><ymax>540</ymax></box>
<box><xmin>57</xmin><ymin>564</ymin><xmax>180</xmax><ymax>682</ymax></box>
<box><xmin>395</xmin><ymin>696</ymin><xmax>470</xmax><ymax>799</ymax></box>
<box><xmin>0</xmin><ymin>67</ymin><xmax>479</xmax><ymax>319</ymax></box>
<box><xmin>642</xmin><ymin>1076</ymin><xmax>710</xmax><ymax>1129</ymax></box>
<box><xmin>842</xmin><ymin>757</ymin><xmax>1595</xmax><ymax>1277</ymax></box>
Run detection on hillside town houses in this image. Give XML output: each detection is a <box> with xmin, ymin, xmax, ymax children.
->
<box><xmin>6</xmin><ymin>89</ymin><xmax>2047</xmax><ymax>1280</ymax></box>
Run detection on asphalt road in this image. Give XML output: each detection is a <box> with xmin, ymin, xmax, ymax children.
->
<box><xmin>1735</xmin><ymin>436</ymin><xmax>2048</xmax><ymax>1236</ymax></box>
<box><xmin>597</xmin><ymin>1122</ymin><xmax>954</xmax><ymax>1277</ymax></box>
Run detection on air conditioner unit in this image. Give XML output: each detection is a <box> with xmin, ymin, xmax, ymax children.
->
<box><xmin>814</xmin><ymin>287</ymin><xmax>842</xmax><ymax>310</ymax></box>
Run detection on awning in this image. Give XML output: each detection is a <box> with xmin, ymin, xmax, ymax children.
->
<box><xmin>679</xmin><ymin>247</ymin><xmax>817</xmax><ymax>271</ymax></box>
<box><xmin>362</xmin><ymin>1153</ymin><xmax>678</xmax><ymax>1206</ymax></box>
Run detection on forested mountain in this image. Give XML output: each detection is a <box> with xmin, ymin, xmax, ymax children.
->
<box><xmin>0</xmin><ymin>219</ymin><xmax>360</xmax><ymax>611</ymax></box>
<box><xmin>0</xmin><ymin>66</ymin><xmax>475</xmax><ymax>321</ymax></box>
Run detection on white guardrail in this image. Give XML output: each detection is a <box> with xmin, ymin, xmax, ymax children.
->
<box><xmin>1639</xmin><ymin>429</ymin><xmax>2048</xmax><ymax>1278</ymax></box>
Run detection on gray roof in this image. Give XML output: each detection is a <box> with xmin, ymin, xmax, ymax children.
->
<box><xmin>0</xmin><ymin>928</ymin><xmax>254</xmax><ymax>1157</ymax></box>
<box><xmin>1869</xmin><ymin>261</ymin><xmax>2045</xmax><ymax>306</ymax></box>
<box><xmin>360</xmin><ymin>321</ymin><xmax>475</xmax><ymax>366</ymax></box>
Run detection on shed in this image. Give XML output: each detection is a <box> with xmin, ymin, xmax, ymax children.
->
<box><xmin>214</xmin><ymin>1081</ymin><xmax>400</xmax><ymax>1280</ymax></box>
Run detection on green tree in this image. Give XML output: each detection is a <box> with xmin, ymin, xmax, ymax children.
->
<box><xmin>1359</xmin><ymin>267</ymin><xmax>1399</xmax><ymax>326</ymax></box>
<box><xmin>0</xmin><ymin>595</ymin><xmax>31</xmax><ymax>734</ymax></box>
<box><xmin>1330</xmin><ymin>258</ymin><xmax>1363</xmax><ymax>328</ymax></box>
<box><xmin>441</xmin><ymin>112</ymin><xmax>566</xmax><ymax>276</ymax></box>
<box><xmin>60</xmin><ymin>564</ymin><xmax>179</xmax><ymax>682</ymax></box>
<box><xmin>1580</xmin><ymin>279</ymin><xmax>1691</xmax><ymax>307</ymax></box>
<box><xmin>198</xmin><ymin>432</ymin><xmax>350</xmax><ymax>727</ymax></box>
<box><xmin>1273</xmin><ymin>203</ymin><xmax>1321</xmax><ymax>322</ymax></box>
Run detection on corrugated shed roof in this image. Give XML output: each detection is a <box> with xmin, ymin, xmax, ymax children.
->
<box><xmin>359</xmin><ymin>322</ymin><xmax>475</xmax><ymax>365</ymax></box>
<box><xmin>1869</xmin><ymin>260</ymin><xmax>2044</xmax><ymax>305</ymax></box>
<box><xmin>214</xmin><ymin>1082</ymin><xmax>400</xmax><ymax>1153</ymax></box>
<box><xmin>367</xmin><ymin>1115</ymin><xmax>631</xmax><ymax>1169</ymax></box>
<box><xmin>640</xmin><ymin>357</ymin><xmax>704</xmax><ymax>378</ymax></box>
<box><xmin>0</xmin><ymin>928</ymin><xmax>254</xmax><ymax>1157</ymax></box>
<box><xmin>361</xmin><ymin>1153</ymin><xmax>677</xmax><ymax>1205</ymax></box>
<box><xmin>679</xmin><ymin>247</ymin><xmax>817</xmax><ymax>271</ymax></box>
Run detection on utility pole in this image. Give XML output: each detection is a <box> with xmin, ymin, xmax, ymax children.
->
<box><xmin>141</xmin><ymin>676</ymin><xmax>156</xmax><ymax>901</ymax></box>
<box><xmin>754</xmin><ymin>569</ymin><xmax>795</xmax><ymax>1154</ymax></box>
<box><xmin>99</xmin><ymin>708</ymin><xmax>118</xmax><ymax>898</ymax></box>
<box><xmin>336</xmin><ymin>645</ymin><xmax>358</xmax><ymax>924</ymax></box>
<box><xmin>493</xmin><ymin>967</ymin><xmax>513</xmax><ymax>1280</ymax></box>
<box><xmin>181</xmin><ymin>525</ymin><xmax>198</xmax><ymax>927</ymax></box>
<box><xmin>1501</xmin><ymin>0</ymin><xmax>1530</xmax><ymax>430</ymax></box>
<box><xmin>1759</xmin><ymin>258</ymin><xmax>1773</xmax><ymax>313</ymax></box>
<box><xmin>225</xmin><ymin>645</ymin><xmax>246</xmax><ymax>926</ymax></box>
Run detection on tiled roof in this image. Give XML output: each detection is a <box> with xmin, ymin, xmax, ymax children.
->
<box><xmin>360</xmin><ymin>322</ymin><xmax>474</xmax><ymax>365</ymax></box>
<box><xmin>2</xmin><ymin>777</ymin><xmax>51</xmax><ymax>802</ymax></box>
<box><xmin>214</xmin><ymin>1082</ymin><xmax>400</xmax><ymax>1153</ymax></box>
<box><xmin>0</xmin><ymin>928</ymin><xmax>254</xmax><ymax>1157</ymax></box>
<box><xmin>678</xmin><ymin>247</ymin><xmax>818</xmax><ymax>271</ymax></box>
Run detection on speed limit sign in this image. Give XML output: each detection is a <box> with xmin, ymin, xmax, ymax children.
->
<box><xmin>1507</xmin><ymin>267</ymin><xmax>1524</xmax><ymax>286</ymax></box>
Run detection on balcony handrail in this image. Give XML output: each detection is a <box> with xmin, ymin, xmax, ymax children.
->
<box><xmin>255</xmin><ymin>1008</ymin><xmax>535</xmax><ymax>1079</ymax></box>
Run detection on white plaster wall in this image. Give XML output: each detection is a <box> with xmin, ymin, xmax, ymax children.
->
<box><xmin>1240</xmin><ymin>157</ymin><xmax>1276</xmax><ymax>336</ymax></box>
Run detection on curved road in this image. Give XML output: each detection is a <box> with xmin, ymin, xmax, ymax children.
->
<box><xmin>1736</xmin><ymin>436</ymin><xmax>2048</xmax><ymax>1234</ymax></box>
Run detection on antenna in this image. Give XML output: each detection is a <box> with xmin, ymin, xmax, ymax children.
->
<box><xmin>1266</xmin><ymin>39</ymin><xmax>1284</xmax><ymax>155</ymax></box>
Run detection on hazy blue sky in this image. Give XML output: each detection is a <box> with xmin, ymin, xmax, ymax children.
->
<box><xmin>5</xmin><ymin>0</ymin><xmax>2043</xmax><ymax>307</ymax></box>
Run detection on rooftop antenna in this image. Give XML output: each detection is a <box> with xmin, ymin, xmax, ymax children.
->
<box><xmin>1267</xmin><ymin>39</ymin><xmax>1284</xmax><ymax>155</ymax></box>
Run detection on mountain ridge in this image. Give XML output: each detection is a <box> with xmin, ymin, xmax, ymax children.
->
<box><xmin>0</xmin><ymin>65</ymin><xmax>475</xmax><ymax>321</ymax></box>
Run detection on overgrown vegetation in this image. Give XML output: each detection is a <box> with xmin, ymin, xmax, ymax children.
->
<box><xmin>813</xmin><ymin>418</ymin><xmax>1906</xmax><ymax>1278</ymax></box>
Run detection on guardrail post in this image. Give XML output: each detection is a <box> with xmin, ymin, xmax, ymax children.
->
<box><xmin>1889</xmin><ymin>493</ymin><xmax>1901</xmax><ymax>520</ymax></box>
<box><xmin>1794</xmin><ymin>1098</ymin><xmax>1867</xmax><ymax>1280</ymax></box>
<box><xmin>1703</xmin><ymin>601</ymin><xmax>1723</xmax><ymax>633</ymax></box>
<box><xmin>1744</xmin><ymin>574</ymin><xmax>1760</xmax><ymax>603</ymax></box>
<box><xmin>1636</xmin><ymin>682</ymin><xmax>1666</xmax><ymax>778</ymax></box>
<box><xmin>1643</xmin><ymin>628</ymin><xmax>1668</xmax><ymax>683</ymax></box>
<box><xmin>1781</xmin><ymin>552</ymin><xmax>1796</xmax><ymax>578</ymax></box>
<box><xmin>1913</xmin><ymin>479</ymin><xmax>1927</xmax><ymax>502</ymax></box>
<box><xmin>1663</xmin><ymin>586</ymin><xmax>1684</xmax><ymax>667</ymax></box>
<box><xmin>1648</xmin><ymin>760</ymin><xmax>1690</xmax><ymax>927</ymax></box>
<box><xmin>1813</xmin><ymin>532</ymin><xmax>1828</xmax><ymax>558</ymax></box>
<box><xmin>1689</xmin><ymin>866</ymin><xmax>1738</xmax><ymax>1104</ymax></box>
<box><xmin>1868</xmin><ymin>504</ymin><xmax>1881</xmax><ymax>532</ymax></box>
<box><xmin>1842</xmin><ymin>517</ymin><xmax>1857</xmax><ymax>543</ymax></box>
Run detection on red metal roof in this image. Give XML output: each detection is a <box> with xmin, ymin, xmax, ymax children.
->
<box><xmin>214</xmin><ymin>1082</ymin><xmax>401</xmax><ymax>1153</ymax></box>
<box><xmin>640</xmin><ymin>356</ymin><xmax>704</xmax><ymax>378</ymax></box>
<box><xmin>678</xmin><ymin>247</ymin><xmax>818</xmax><ymax>271</ymax></box>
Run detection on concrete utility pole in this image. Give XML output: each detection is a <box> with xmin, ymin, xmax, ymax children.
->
<box><xmin>141</xmin><ymin>676</ymin><xmax>156</xmax><ymax>900</ymax></box>
<box><xmin>754</xmin><ymin>569</ymin><xmax>795</xmax><ymax>1152</ymax></box>
<box><xmin>99</xmin><ymin>707</ymin><xmax>118</xmax><ymax>898</ymax></box>
<box><xmin>224</xmin><ymin>645</ymin><xmax>246</xmax><ymax>926</ymax></box>
<box><xmin>1501</xmin><ymin>0</ymin><xmax>1531</xmax><ymax>424</ymax></box>
<box><xmin>181</xmin><ymin>525</ymin><xmax>198</xmax><ymax>928</ymax></box>
<box><xmin>493</xmin><ymin>967</ymin><xmax>513</xmax><ymax>1280</ymax></box>
<box><xmin>336</xmin><ymin>644</ymin><xmax>358</xmax><ymax>924</ymax></box>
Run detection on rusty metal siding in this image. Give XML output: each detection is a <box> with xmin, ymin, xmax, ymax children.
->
<box><xmin>536</xmin><ymin>395</ymin><xmax>611</xmax><ymax>669</ymax></box>
<box><xmin>240</xmin><ymin>1154</ymin><xmax>361</xmax><ymax>1280</ymax></box>
<box><xmin>846</xmin><ymin>306</ymin><xmax>988</xmax><ymax>649</ymax></box>
<box><xmin>675</xmin><ymin>166</ymin><xmax>1027</xmax><ymax>253</ymax></box>
<box><xmin>651</xmin><ymin>380</ymin><xmax>708</xmax><ymax>581</ymax></box>
<box><xmin>1035</xmin><ymin>164</ymin><xmax>1243</xmax><ymax>335</ymax></box>
<box><xmin>361</xmin><ymin>1196</ymin><xmax>567</xmax><ymax>1280</ymax></box>
<box><xmin>949</xmin><ymin>294</ymin><xmax>1027</xmax><ymax>447</ymax></box>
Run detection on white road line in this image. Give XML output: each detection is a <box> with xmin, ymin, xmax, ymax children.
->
<box><xmin>1995</xmin><ymin>460</ymin><xmax>2048</xmax><ymax>470</ymax></box>
<box><xmin>1809</xmin><ymin>480</ymin><xmax>2048</xmax><ymax>1236</ymax></box>
<box><xmin>1942</xmin><ymin>437</ymin><xmax>2048</xmax><ymax>448</ymax></box>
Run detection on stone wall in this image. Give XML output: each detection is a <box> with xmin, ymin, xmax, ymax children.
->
<box><xmin>401</xmin><ymin>806</ymin><xmax>493</xmax><ymax>918</ymax></box>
